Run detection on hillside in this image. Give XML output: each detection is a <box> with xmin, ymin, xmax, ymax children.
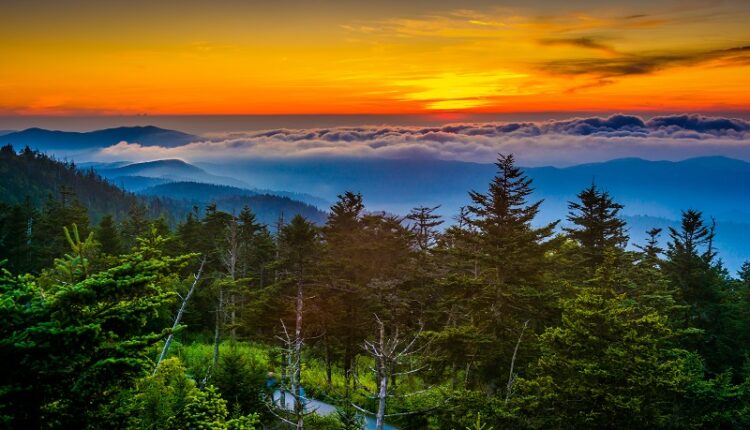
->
<box><xmin>0</xmin><ymin>145</ymin><xmax>140</xmax><ymax>221</ymax></box>
<box><xmin>0</xmin><ymin>146</ymin><xmax>327</xmax><ymax>228</ymax></box>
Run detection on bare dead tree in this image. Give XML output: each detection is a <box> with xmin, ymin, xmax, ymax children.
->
<box><xmin>271</xmin><ymin>319</ymin><xmax>317</xmax><ymax>430</ymax></box>
<box><xmin>360</xmin><ymin>314</ymin><xmax>427</xmax><ymax>430</ymax></box>
<box><xmin>203</xmin><ymin>281</ymin><xmax>225</xmax><ymax>388</ymax></box>
<box><xmin>153</xmin><ymin>257</ymin><xmax>206</xmax><ymax>375</ymax></box>
<box><xmin>222</xmin><ymin>216</ymin><xmax>240</xmax><ymax>339</ymax></box>
<box><xmin>505</xmin><ymin>320</ymin><xmax>529</xmax><ymax>404</ymax></box>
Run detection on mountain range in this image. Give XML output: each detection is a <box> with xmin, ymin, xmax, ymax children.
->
<box><xmin>2</xmin><ymin>125</ymin><xmax>748</xmax><ymax>271</ymax></box>
<box><xmin>195</xmin><ymin>156</ymin><xmax>750</xmax><ymax>272</ymax></box>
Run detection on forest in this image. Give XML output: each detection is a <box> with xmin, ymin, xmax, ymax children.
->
<box><xmin>2</xmin><ymin>151</ymin><xmax>750</xmax><ymax>430</ymax></box>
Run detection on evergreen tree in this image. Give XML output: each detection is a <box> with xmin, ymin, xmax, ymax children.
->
<box><xmin>462</xmin><ymin>154</ymin><xmax>560</xmax><ymax>390</ymax></box>
<box><xmin>0</xmin><ymin>198</ymin><xmax>37</xmax><ymax>273</ymax></box>
<box><xmin>96</xmin><ymin>214</ymin><xmax>123</xmax><ymax>255</ymax></box>
<box><xmin>517</xmin><ymin>287</ymin><xmax>698</xmax><ymax>430</ymax></box>
<box><xmin>466</xmin><ymin>153</ymin><xmax>558</xmax><ymax>284</ymax></box>
<box><xmin>0</xmin><ymin>233</ymin><xmax>191</xmax><ymax>428</ymax></box>
<box><xmin>636</xmin><ymin>227</ymin><xmax>664</xmax><ymax>268</ymax></box>
<box><xmin>32</xmin><ymin>187</ymin><xmax>90</xmax><ymax>271</ymax></box>
<box><xmin>319</xmin><ymin>192</ymin><xmax>369</xmax><ymax>383</ymax></box>
<box><xmin>564</xmin><ymin>184</ymin><xmax>628</xmax><ymax>268</ymax></box>
<box><xmin>122</xmin><ymin>201</ymin><xmax>149</xmax><ymax>249</ymax></box>
<box><xmin>407</xmin><ymin>205</ymin><xmax>444</xmax><ymax>251</ymax></box>
<box><xmin>664</xmin><ymin>210</ymin><xmax>737</xmax><ymax>374</ymax></box>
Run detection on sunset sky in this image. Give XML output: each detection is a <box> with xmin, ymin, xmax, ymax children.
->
<box><xmin>2</xmin><ymin>0</ymin><xmax>750</xmax><ymax>116</ymax></box>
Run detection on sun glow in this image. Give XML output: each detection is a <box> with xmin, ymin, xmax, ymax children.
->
<box><xmin>1</xmin><ymin>1</ymin><xmax>749</xmax><ymax>115</ymax></box>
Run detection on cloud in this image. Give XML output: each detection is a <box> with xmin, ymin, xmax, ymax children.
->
<box><xmin>95</xmin><ymin>114</ymin><xmax>750</xmax><ymax>166</ymax></box>
<box><xmin>538</xmin><ymin>37</ymin><xmax>619</xmax><ymax>55</ymax></box>
<box><xmin>541</xmin><ymin>45</ymin><xmax>750</xmax><ymax>78</ymax></box>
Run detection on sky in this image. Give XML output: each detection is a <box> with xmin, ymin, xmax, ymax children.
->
<box><xmin>2</xmin><ymin>0</ymin><xmax>750</xmax><ymax>116</ymax></box>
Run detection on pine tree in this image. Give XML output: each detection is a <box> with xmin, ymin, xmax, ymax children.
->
<box><xmin>320</xmin><ymin>192</ymin><xmax>369</xmax><ymax>384</ymax></box>
<box><xmin>122</xmin><ymin>201</ymin><xmax>149</xmax><ymax>249</ymax></box>
<box><xmin>460</xmin><ymin>154</ymin><xmax>560</xmax><ymax>391</ymax></box>
<box><xmin>466</xmin><ymin>153</ymin><xmax>558</xmax><ymax>284</ymax></box>
<box><xmin>636</xmin><ymin>227</ymin><xmax>663</xmax><ymax>268</ymax></box>
<box><xmin>665</xmin><ymin>210</ymin><xmax>719</xmax><ymax>311</ymax></box>
<box><xmin>0</xmin><ymin>231</ymin><xmax>191</xmax><ymax>428</ymax></box>
<box><xmin>517</xmin><ymin>287</ymin><xmax>698</xmax><ymax>430</ymax></box>
<box><xmin>664</xmin><ymin>209</ymin><xmax>735</xmax><ymax>374</ymax></box>
<box><xmin>564</xmin><ymin>184</ymin><xmax>628</xmax><ymax>268</ymax></box>
<box><xmin>407</xmin><ymin>205</ymin><xmax>444</xmax><ymax>251</ymax></box>
<box><xmin>96</xmin><ymin>214</ymin><xmax>123</xmax><ymax>255</ymax></box>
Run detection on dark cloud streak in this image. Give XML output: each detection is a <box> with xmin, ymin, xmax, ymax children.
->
<box><xmin>542</xmin><ymin>45</ymin><xmax>750</xmax><ymax>78</ymax></box>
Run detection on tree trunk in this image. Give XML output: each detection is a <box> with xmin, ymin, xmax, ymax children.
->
<box><xmin>325</xmin><ymin>336</ymin><xmax>333</xmax><ymax>388</ymax></box>
<box><xmin>203</xmin><ymin>285</ymin><xmax>223</xmax><ymax>387</ymax></box>
<box><xmin>294</xmin><ymin>279</ymin><xmax>304</xmax><ymax>430</ymax></box>
<box><xmin>154</xmin><ymin>258</ymin><xmax>205</xmax><ymax>375</ymax></box>
<box><xmin>375</xmin><ymin>321</ymin><xmax>388</xmax><ymax>430</ymax></box>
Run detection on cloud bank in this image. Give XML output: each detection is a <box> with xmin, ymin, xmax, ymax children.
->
<box><xmin>96</xmin><ymin>114</ymin><xmax>750</xmax><ymax>166</ymax></box>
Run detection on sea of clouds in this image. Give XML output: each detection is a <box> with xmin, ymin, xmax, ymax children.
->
<box><xmin>97</xmin><ymin>114</ymin><xmax>750</xmax><ymax>166</ymax></box>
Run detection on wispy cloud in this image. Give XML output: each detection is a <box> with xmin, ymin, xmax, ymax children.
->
<box><xmin>537</xmin><ymin>37</ymin><xmax>619</xmax><ymax>55</ymax></box>
<box><xmin>542</xmin><ymin>45</ymin><xmax>750</xmax><ymax>78</ymax></box>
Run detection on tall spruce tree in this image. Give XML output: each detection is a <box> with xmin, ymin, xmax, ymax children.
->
<box><xmin>466</xmin><ymin>154</ymin><xmax>558</xmax><ymax>285</ymax></box>
<box><xmin>96</xmin><ymin>214</ymin><xmax>123</xmax><ymax>256</ymax></box>
<box><xmin>564</xmin><ymin>184</ymin><xmax>628</xmax><ymax>268</ymax></box>
<box><xmin>407</xmin><ymin>205</ymin><xmax>444</xmax><ymax>251</ymax></box>
<box><xmin>319</xmin><ymin>191</ymin><xmax>371</xmax><ymax>386</ymax></box>
<box><xmin>462</xmin><ymin>154</ymin><xmax>560</xmax><ymax>391</ymax></box>
<box><xmin>122</xmin><ymin>201</ymin><xmax>149</xmax><ymax>250</ymax></box>
<box><xmin>664</xmin><ymin>209</ymin><xmax>736</xmax><ymax>374</ymax></box>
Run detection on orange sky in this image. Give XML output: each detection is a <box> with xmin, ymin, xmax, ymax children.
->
<box><xmin>1</xmin><ymin>0</ymin><xmax>749</xmax><ymax>115</ymax></box>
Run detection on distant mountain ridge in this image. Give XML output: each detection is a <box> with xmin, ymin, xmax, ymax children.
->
<box><xmin>203</xmin><ymin>155</ymin><xmax>750</xmax><ymax>271</ymax></box>
<box><xmin>91</xmin><ymin>159</ymin><xmax>330</xmax><ymax>208</ymax></box>
<box><xmin>205</xmin><ymin>155</ymin><xmax>750</xmax><ymax>222</ymax></box>
<box><xmin>95</xmin><ymin>159</ymin><xmax>250</xmax><ymax>189</ymax></box>
<box><xmin>0</xmin><ymin>125</ymin><xmax>198</xmax><ymax>151</ymax></box>
<box><xmin>138</xmin><ymin>182</ymin><xmax>327</xmax><ymax>226</ymax></box>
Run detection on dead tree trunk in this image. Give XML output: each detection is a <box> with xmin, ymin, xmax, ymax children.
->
<box><xmin>294</xmin><ymin>279</ymin><xmax>304</xmax><ymax>430</ymax></box>
<box><xmin>203</xmin><ymin>285</ymin><xmax>223</xmax><ymax>388</ymax></box>
<box><xmin>505</xmin><ymin>320</ymin><xmax>529</xmax><ymax>404</ymax></box>
<box><xmin>222</xmin><ymin>217</ymin><xmax>239</xmax><ymax>339</ymax></box>
<box><xmin>278</xmin><ymin>317</ymin><xmax>306</xmax><ymax>430</ymax></box>
<box><xmin>154</xmin><ymin>258</ymin><xmax>205</xmax><ymax>375</ymax></box>
<box><xmin>362</xmin><ymin>315</ymin><xmax>425</xmax><ymax>430</ymax></box>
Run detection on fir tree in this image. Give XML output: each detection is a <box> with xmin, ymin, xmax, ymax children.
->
<box><xmin>407</xmin><ymin>205</ymin><xmax>444</xmax><ymax>251</ymax></box>
<box><xmin>564</xmin><ymin>184</ymin><xmax>628</xmax><ymax>268</ymax></box>
<box><xmin>466</xmin><ymin>153</ymin><xmax>559</xmax><ymax>284</ymax></box>
<box><xmin>122</xmin><ymin>201</ymin><xmax>149</xmax><ymax>249</ymax></box>
<box><xmin>96</xmin><ymin>214</ymin><xmax>122</xmax><ymax>256</ymax></box>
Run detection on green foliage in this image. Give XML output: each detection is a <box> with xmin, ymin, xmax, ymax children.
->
<box><xmin>169</xmin><ymin>385</ymin><xmax>229</xmax><ymax>429</ymax></box>
<box><xmin>0</xmin><ymin>230</ymin><xmax>191</xmax><ymax>428</ymax></box>
<box><xmin>465</xmin><ymin>413</ymin><xmax>493</xmax><ymax>430</ymax></box>
<box><xmin>212</xmin><ymin>342</ymin><xmax>267</xmax><ymax>415</ymax></box>
<box><xmin>97</xmin><ymin>214</ymin><xmax>123</xmax><ymax>256</ymax></box>
<box><xmin>127</xmin><ymin>357</ymin><xmax>196</xmax><ymax>430</ymax></box>
<box><xmin>168</xmin><ymin>384</ymin><xmax>259</xmax><ymax>430</ymax></box>
<box><xmin>517</xmin><ymin>288</ymin><xmax>693</xmax><ymax>430</ymax></box>
<box><xmin>2</xmin><ymin>149</ymin><xmax>750</xmax><ymax>430</ymax></box>
<box><xmin>306</xmin><ymin>413</ymin><xmax>345</xmax><ymax>430</ymax></box>
<box><xmin>564</xmin><ymin>183</ymin><xmax>628</xmax><ymax>270</ymax></box>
